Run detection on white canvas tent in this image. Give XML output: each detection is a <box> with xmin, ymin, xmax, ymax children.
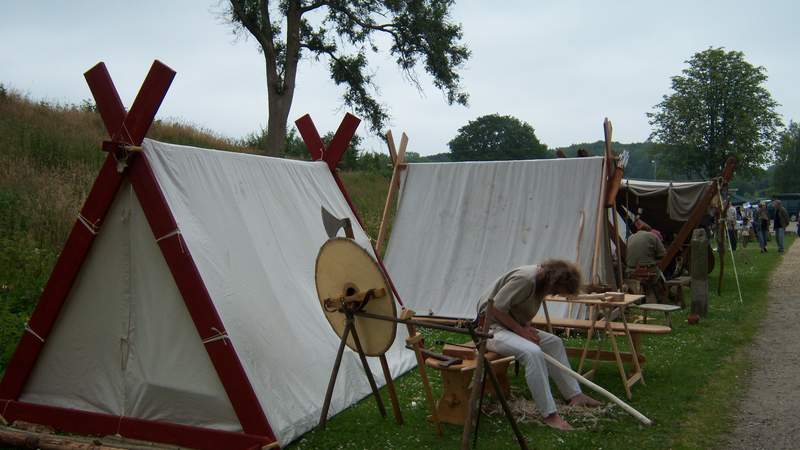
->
<box><xmin>383</xmin><ymin>157</ymin><xmax>615</xmax><ymax>320</ymax></box>
<box><xmin>0</xmin><ymin>62</ymin><xmax>416</xmax><ymax>450</ymax></box>
<box><xmin>2</xmin><ymin>140</ymin><xmax>416</xmax><ymax>448</ymax></box>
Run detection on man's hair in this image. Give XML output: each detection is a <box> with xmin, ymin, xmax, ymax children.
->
<box><xmin>538</xmin><ymin>259</ymin><xmax>582</xmax><ymax>295</ymax></box>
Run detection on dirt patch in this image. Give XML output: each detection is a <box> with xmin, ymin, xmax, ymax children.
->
<box><xmin>726</xmin><ymin>239</ymin><xmax>800</xmax><ymax>449</ymax></box>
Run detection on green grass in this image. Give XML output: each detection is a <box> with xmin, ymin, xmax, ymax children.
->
<box><xmin>290</xmin><ymin>237</ymin><xmax>792</xmax><ymax>450</ymax></box>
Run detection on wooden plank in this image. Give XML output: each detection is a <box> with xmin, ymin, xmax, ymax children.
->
<box><xmin>530</xmin><ymin>317</ymin><xmax>671</xmax><ymax>334</ymax></box>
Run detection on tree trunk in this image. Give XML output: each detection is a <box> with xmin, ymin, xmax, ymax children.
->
<box><xmin>265</xmin><ymin>91</ymin><xmax>290</xmax><ymax>156</ymax></box>
<box><xmin>261</xmin><ymin>0</ymin><xmax>300</xmax><ymax>158</ymax></box>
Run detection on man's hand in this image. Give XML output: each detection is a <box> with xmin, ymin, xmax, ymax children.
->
<box><xmin>521</xmin><ymin>323</ymin><xmax>540</xmax><ymax>344</ymax></box>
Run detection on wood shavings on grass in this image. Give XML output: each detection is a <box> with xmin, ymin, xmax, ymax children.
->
<box><xmin>481</xmin><ymin>395</ymin><xmax>623</xmax><ymax>430</ymax></box>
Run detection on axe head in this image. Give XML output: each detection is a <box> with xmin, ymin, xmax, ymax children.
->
<box><xmin>321</xmin><ymin>206</ymin><xmax>354</xmax><ymax>239</ymax></box>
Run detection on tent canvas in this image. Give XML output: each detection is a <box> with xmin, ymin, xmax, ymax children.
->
<box><xmin>383</xmin><ymin>157</ymin><xmax>615</xmax><ymax>320</ymax></box>
<box><xmin>0</xmin><ymin>62</ymin><xmax>416</xmax><ymax>450</ymax></box>
<box><xmin>617</xmin><ymin>178</ymin><xmax>711</xmax><ymax>238</ymax></box>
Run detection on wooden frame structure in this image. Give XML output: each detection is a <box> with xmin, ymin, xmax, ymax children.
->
<box><xmin>0</xmin><ymin>61</ymin><xmax>280</xmax><ymax>449</ymax></box>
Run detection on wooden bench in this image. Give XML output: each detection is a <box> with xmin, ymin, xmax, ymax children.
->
<box><xmin>634</xmin><ymin>303</ymin><xmax>681</xmax><ymax>327</ymax></box>
<box><xmin>531</xmin><ymin>317</ymin><xmax>670</xmax><ymax>356</ymax></box>
<box><xmin>531</xmin><ymin>316</ymin><xmax>670</xmax><ymax>397</ymax></box>
<box><xmin>665</xmin><ymin>276</ymin><xmax>691</xmax><ymax>307</ymax></box>
<box><xmin>424</xmin><ymin>344</ymin><xmax>514</xmax><ymax>426</ymax></box>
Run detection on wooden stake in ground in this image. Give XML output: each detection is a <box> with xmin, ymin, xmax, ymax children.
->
<box><xmin>376</xmin><ymin>130</ymin><xmax>408</xmax><ymax>254</ymax></box>
<box><xmin>717</xmin><ymin>200</ymin><xmax>726</xmax><ymax>295</ymax></box>
<box><xmin>691</xmin><ymin>228</ymin><xmax>709</xmax><ymax>317</ymax></box>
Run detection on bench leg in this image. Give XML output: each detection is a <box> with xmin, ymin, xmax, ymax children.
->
<box><xmin>607</xmin><ymin>324</ymin><xmax>632</xmax><ymax>400</ymax></box>
<box><xmin>578</xmin><ymin>306</ymin><xmax>598</xmax><ymax>374</ymax></box>
<box><xmin>621</xmin><ymin>323</ymin><xmax>645</xmax><ymax>387</ymax></box>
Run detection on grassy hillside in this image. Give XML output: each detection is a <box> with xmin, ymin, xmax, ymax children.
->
<box><xmin>0</xmin><ymin>88</ymin><xmax>390</xmax><ymax>370</ymax></box>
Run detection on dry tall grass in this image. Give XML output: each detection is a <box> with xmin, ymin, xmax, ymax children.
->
<box><xmin>0</xmin><ymin>88</ymin><xmax>259</xmax><ymax>368</ymax></box>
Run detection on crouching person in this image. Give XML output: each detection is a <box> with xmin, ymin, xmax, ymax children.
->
<box><xmin>477</xmin><ymin>260</ymin><xmax>600</xmax><ymax>431</ymax></box>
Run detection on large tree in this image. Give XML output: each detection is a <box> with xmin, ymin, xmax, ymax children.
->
<box><xmin>226</xmin><ymin>0</ymin><xmax>470</xmax><ymax>156</ymax></box>
<box><xmin>448</xmin><ymin>114</ymin><xmax>548</xmax><ymax>161</ymax></box>
<box><xmin>647</xmin><ymin>47</ymin><xmax>782</xmax><ymax>179</ymax></box>
<box><xmin>773</xmin><ymin>121</ymin><xmax>800</xmax><ymax>192</ymax></box>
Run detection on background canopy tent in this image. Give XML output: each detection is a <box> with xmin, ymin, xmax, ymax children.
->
<box><xmin>616</xmin><ymin>179</ymin><xmax>711</xmax><ymax>242</ymax></box>
<box><xmin>383</xmin><ymin>157</ymin><xmax>615</xmax><ymax>320</ymax></box>
<box><xmin>0</xmin><ymin>61</ymin><xmax>414</xmax><ymax>450</ymax></box>
<box><xmin>616</xmin><ymin>155</ymin><xmax>736</xmax><ymax>274</ymax></box>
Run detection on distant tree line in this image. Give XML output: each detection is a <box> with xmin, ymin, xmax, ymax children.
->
<box><xmin>241</xmin><ymin>46</ymin><xmax>795</xmax><ymax>199</ymax></box>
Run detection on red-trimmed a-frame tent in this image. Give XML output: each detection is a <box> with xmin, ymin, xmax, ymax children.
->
<box><xmin>0</xmin><ymin>61</ymin><xmax>415</xmax><ymax>449</ymax></box>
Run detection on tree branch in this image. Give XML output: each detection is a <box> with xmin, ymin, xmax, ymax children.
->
<box><xmin>300</xmin><ymin>0</ymin><xmax>327</xmax><ymax>13</ymax></box>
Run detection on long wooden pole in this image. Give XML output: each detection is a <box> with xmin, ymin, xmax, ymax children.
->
<box><xmin>376</xmin><ymin>131</ymin><xmax>408</xmax><ymax>255</ymax></box>
<box><xmin>591</xmin><ymin>133</ymin><xmax>611</xmax><ymax>284</ymax></box>
<box><xmin>717</xmin><ymin>200</ymin><xmax>727</xmax><ymax>295</ymax></box>
<box><xmin>541</xmin><ymin>352</ymin><xmax>652</xmax><ymax>426</ymax></box>
<box><xmin>603</xmin><ymin>119</ymin><xmax>626</xmax><ymax>288</ymax></box>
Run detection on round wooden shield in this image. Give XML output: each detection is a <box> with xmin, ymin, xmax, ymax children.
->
<box><xmin>315</xmin><ymin>238</ymin><xmax>397</xmax><ymax>356</ymax></box>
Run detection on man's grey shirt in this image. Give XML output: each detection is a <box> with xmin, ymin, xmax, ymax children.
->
<box><xmin>477</xmin><ymin>265</ymin><xmax>542</xmax><ymax>329</ymax></box>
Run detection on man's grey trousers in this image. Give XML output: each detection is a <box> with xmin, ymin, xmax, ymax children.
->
<box><xmin>487</xmin><ymin>328</ymin><xmax>581</xmax><ymax>416</ymax></box>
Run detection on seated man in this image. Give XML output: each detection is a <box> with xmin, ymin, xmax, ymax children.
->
<box><xmin>626</xmin><ymin>219</ymin><xmax>667</xmax><ymax>303</ymax></box>
<box><xmin>477</xmin><ymin>260</ymin><xmax>600</xmax><ymax>431</ymax></box>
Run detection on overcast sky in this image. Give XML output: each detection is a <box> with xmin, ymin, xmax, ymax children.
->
<box><xmin>2</xmin><ymin>1</ymin><xmax>798</xmax><ymax>156</ymax></box>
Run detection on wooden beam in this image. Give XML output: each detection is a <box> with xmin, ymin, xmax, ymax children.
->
<box><xmin>386</xmin><ymin>130</ymin><xmax>397</xmax><ymax>166</ymax></box>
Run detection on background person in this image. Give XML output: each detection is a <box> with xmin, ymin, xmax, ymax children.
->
<box><xmin>758</xmin><ymin>203</ymin><xmax>770</xmax><ymax>252</ymax></box>
<box><xmin>773</xmin><ymin>199</ymin><xmax>789</xmax><ymax>253</ymax></box>
<box><xmin>725</xmin><ymin>205</ymin><xmax>738</xmax><ymax>251</ymax></box>
<box><xmin>626</xmin><ymin>219</ymin><xmax>668</xmax><ymax>303</ymax></box>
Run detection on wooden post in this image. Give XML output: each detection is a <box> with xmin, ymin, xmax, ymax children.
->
<box><xmin>376</xmin><ymin>131</ymin><xmax>408</xmax><ymax>255</ymax></box>
<box><xmin>400</xmin><ymin>309</ymin><xmax>443</xmax><ymax>436</ymax></box>
<box><xmin>591</xmin><ymin>144</ymin><xmax>610</xmax><ymax>284</ymax></box>
<box><xmin>379</xmin><ymin>354</ymin><xmax>404</xmax><ymax>425</ymax></box>
<box><xmin>691</xmin><ymin>228</ymin><xmax>709</xmax><ymax>317</ymax></box>
<box><xmin>461</xmin><ymin>301</ymin><xmax>491</xmax><ymax>449</ymax></box>
<box><xmin>717</xmin><ymin>202</ymin><xmax>726</xmax><ymax>295</ymax></box>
